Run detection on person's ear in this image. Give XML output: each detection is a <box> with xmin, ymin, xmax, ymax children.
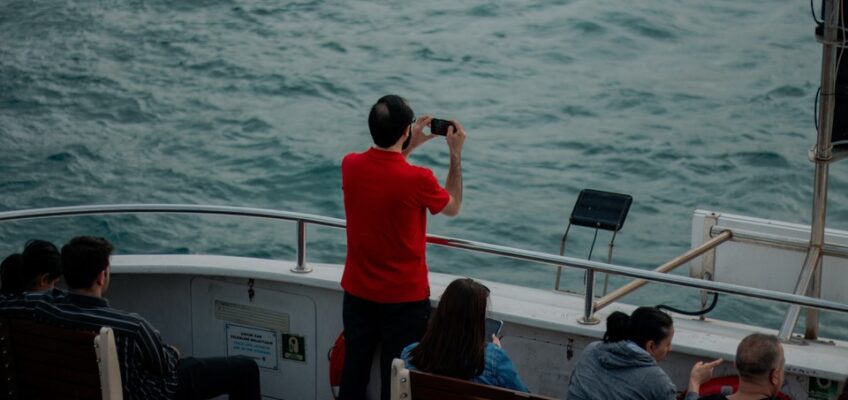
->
<box><xmin>95</xmin><ymin>269</ymin><xmax>108</xmax><ymax>286</ymax></box>
<box><xmin>37</xmin><ymin>273</ymin><xmax>51</xmax><ymax>286</ymax></box>
<box><xmin>769</xmin><ymin>368</ymin><xmax>779</xmax><ymax>387</ymax></box>
<box><xmin>645</xmin><ymin>340</ymin><xmax>656</xmax><ymax>353</ymax></box>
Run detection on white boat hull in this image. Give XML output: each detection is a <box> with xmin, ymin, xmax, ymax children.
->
<box><xmin>108</xmin><ymin>255</ymin><xmax>848</xmax><ymax>400</ymax></box>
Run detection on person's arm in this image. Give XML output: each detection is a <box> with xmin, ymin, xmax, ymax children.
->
<box><xmin>136</xmin><ymin>315</ymin><xmax>180</xmax><ymax>376</ymax></box>
<box><xmin>491</xmin><ymin>345</ymin><xmax>530</xmax><ymax>392</ymax></box>
<box><xmin>402</xmin><ymin>116</ymin><xmax>434</xmax><ymax>158</ymax></box>
<box><xmin>680</xmin><ymin>359</ymin><xmax>723</xmax><ymax>400</ymax></box>
<box><xmin>440</xmin><ymin>120</ymin><xmax>466</xmax><ymax>217</ymax></box>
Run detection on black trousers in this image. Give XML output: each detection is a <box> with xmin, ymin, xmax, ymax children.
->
<box><xmin>176</xmin><ymin>356</ymin><xmax>260</xmax><ymax>400</ymax></box>
<box><xmin>338</xmin><ymin>292</ymin><xmax>431</xmax><ymax>400</ymax></box>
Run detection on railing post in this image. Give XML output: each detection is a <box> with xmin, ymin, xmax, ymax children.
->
<box><xmin>578</xmin><ymin>269</ymin><xmax>600</xmax><ymax>325</ymax></box>
<box><xmin>554</xmin><ymin>224</ymin><xmax>572</xmax><ymax>292</ymax></box>
<box><xmin>699</xmin><ymin>213</ymin><xmax>720</xmax><ymax>320</ymax></box>
<box><xmin>601</xmin><ymin>231</ymin><xmax>618</xmax><ymax>296</ymax></box>
<box><xmin>291</xmin><ymin>221</ymin><xmax>313</xmax><ymax>273</ymax></box>
<box><xmin>778</xmin><ymin>247</ymin><xmax>821</xmax><ymax>341</ymax></box>
<box><xmin>805</xmin><ymin>260</ymin><xmax>822</xmax><ymax>340</ymax></box>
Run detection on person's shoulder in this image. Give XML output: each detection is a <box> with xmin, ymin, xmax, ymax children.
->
<box><xmin>584</xmin><ymin>340</ymin><xmax>602</xmax><ymax>353</ymax></box>
<box><xmin>20</xmin><ymin>288</ymin><xmax>67</xmax><ymax>303</ymax></box>
<box><xmin>400</xmin><ymin>342</ymin><xmax>419</xmax><ymax>369</ymax></box>
<box><xmin>343</xmin><ymin>149</ymin><xmax>370</xmax><ymax>162</ymax></box>
<box><xmin>0</xmin><ymin>289</ymin><xmax>71</xmax><ymax>310</ymax></box>
<box><xmin>76</xmin><ymin>296</ymin><xmax>149</xmax><ymax>325</ymax></box>
<box><xmin>401</xmin><ymin>342</ymin><xmax>419</xmax><ymax>358</ymax></box>
<box><xmin>102</xmin><ymin>304</ymin><xmax>155</xmax><ymax>327</ymax></box>
<box><xmin>573</xmin><ymin>341</ymin><xmax>605</xmax><ymax>368</ymax></box>
<box><xmin>127</xmin><ymin>311</ymin><xmax>165</xmax><ymax>332</ymax></box>
<box><xmin>43</xmin><ymin>287</ymin><xmax>69</xmax><ymax>298</ymax></box>
<box><xmin>406</xmin><ymin>164</ymin><xmax>438</xmax><ymax>181</ymax></box>
<box><xmin>0</xmin><ymin>291</ymin><xmax>25</xmax><ymax>307</ymax></box>
<box><xmin>341</xmin><ymin>151</ymin><xmax>362</xmax><ymax>167</ymax></box>
<box><xmin>100</xmin><ymin>306</ymin><xmax>164</xmax><ymax>337</ymax></box>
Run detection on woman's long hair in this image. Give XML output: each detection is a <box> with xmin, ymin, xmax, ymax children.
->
<box><xmin>603</xmin><ymin>306</ymin><xmax>672</xmax><ymax>349</ymax></box>
<box><xmin>408</xmin><ymin>278</ymin><xmax>490</xmax><ymax>379</ymax></box>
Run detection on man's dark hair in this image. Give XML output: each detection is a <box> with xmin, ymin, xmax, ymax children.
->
<box><xmin>736</xmin><ymin>333</ymin><xmax>782</xmax><ymax>381</ymax></box>
<box><xmin>368</xmin><ymin>94</ymin><xmax>414</xmax><ymax>148</ymax></box>
<box><xmin>61</xmin><ymin>236</ymin><xmax>114</xmax><ymax>289</ymax></box>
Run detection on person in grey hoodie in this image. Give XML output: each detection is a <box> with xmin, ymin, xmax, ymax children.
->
<box><xmin>567</xmin><ymin>307</ymin><xmax>722</xmax><ymax>400</ymax></box>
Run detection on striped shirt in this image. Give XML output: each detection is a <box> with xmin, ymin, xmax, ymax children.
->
<box><xmin>0</xmin><ymin>289</ymin><xmax>179</xmax><ymax>399</ymax></box>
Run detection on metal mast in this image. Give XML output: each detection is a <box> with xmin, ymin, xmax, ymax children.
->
<box><xmin>778</xmin><ymin>0</ymin><xmax>842</xmax><ymax>341</ymax></box>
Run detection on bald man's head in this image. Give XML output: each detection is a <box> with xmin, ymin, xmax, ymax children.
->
<box><xmin>736</xmin><ymin>333</ymin><xmax>785</xmax><ymax>389</ymax></box>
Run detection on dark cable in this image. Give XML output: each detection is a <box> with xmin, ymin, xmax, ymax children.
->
<box><xmin>815</xmin><ymin>86</ymin><xmax>821</xmax><ymax>131</ymax></box>
<box><xmin>656</xmin><ymin>292</ymin><xmax>719</xmax><ymax>316</ymax></box>
<box><xmin>812</xmin><ymin>0</ymin><xmax>823</xmax><ymax>24</ymax></box>
<box><xmin>583</xmin><ymin>228</ymin><xmax>600</xmax><ymax>288</ymax></box>
<box><xmin>587</xmin><ymin>228</ymin><xmax>599</xmax><ymax>260</ymax></box>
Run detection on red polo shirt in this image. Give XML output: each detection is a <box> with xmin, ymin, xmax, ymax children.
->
<box><xmin>341</xmin><ymin>148</ymin><xmax>450</xmax><ymax>303</ymax></box>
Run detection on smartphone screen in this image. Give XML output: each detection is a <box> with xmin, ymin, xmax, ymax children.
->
<box><xmin>485</xmin><ymin>317</ymin><xmax>503</xmax><ymax>342</ymax></box>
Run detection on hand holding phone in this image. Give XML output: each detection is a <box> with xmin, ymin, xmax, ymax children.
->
<box><xmin>430</xmin><ymin>118</ymin><xmax>455</xmax><ymax>136</ymax></box>
<box><xmin>402</xmin><ymin>116</ymin><xmax>436</xmax><ymax>157</ymax></box>
<box><xmin>485</xmin><ymin>317</ymin><xmax>504</xmax><ymax>343</ymax></box>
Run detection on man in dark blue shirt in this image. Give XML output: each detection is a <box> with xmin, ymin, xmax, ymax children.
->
<box><xmin>0</xmin><ymin>236</ymin><xmax>261</xmax><ymax>400</ymax></box>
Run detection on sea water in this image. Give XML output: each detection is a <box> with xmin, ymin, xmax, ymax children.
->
<box><xmin>1</xmin><ymin>0</ymin><xmax>846</xmax><ymax>339</ymax></box>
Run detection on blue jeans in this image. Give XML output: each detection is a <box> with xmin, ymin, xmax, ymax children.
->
<box><xmin>339</xmin><ymin>292</ymin><xmax>431</xmax><ymax>400</ymax></box>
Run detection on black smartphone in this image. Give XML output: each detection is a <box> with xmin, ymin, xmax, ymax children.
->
<box><xmin>485</xmin><ymin>317</ymin><xmax>504</xmax><ymax>342</ymax></box>
<box><xmin>430</xmin><ymin>118</ymin><xmax>454</xmax><ymax>136</ymax></box>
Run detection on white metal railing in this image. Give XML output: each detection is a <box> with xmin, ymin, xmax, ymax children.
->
<box><xmin>2</xmin><ymin>204</ymin><xmax>848</xmax><ymax>326</ymax></box>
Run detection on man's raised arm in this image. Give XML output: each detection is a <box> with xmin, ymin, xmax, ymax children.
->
<box><xmin>440</xmin><ymin>120</ymin><xmax>466</xmax><ymax>217</ymax></box>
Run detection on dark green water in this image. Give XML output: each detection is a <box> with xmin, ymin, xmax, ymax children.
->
<box><xmin>1</xmin><ymin>0</ymin><xmax>846</xmax><ymax>338</ymax></box>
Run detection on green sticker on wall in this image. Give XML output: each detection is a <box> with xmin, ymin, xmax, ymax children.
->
<box><xmin>281</xmin><ymin>333</ymin><xmax>306</xmax><ymax>362</ymax></box>
<box><xmin>808</xmin><ymin>377</ymin><xmax>838</xmax><ymax>399</ymax></box>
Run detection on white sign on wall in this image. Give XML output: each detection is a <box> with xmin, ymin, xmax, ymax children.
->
<box><xmin>226</xmin><ymin>324</ymin><xmax>278</xmax><ymax>370</ymax></box>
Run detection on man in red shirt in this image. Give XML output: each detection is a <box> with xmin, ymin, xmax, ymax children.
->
<box><xmin>340</xmin><ymin>94</ymin><xmax>465</xmax><ymax>400</ymax></box>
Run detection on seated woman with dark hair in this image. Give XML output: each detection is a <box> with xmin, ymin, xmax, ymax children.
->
<box><xmin>0</xmin><ymin>239</ymin><xmax>62</xmax><ymax>295</ymax></box>
<box><xmin>568</xmin><ymin>306</ymin><xmax>721</xmax><ymax>400</ymax></box>
<box><xmin>400</xmin><ymin>278</ymin><xmax>529</xmax><ymax>392</ymax></box>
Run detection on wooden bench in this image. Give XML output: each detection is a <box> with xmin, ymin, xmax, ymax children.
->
<box><xmin>0</xmin><ymin>317</ymin><xmax>123</xmax><ymax>400</ymax></box>
<box><xmin>391</xmin><ymin>358</ymin><xmax>558</xmax><ymax>400</ymax></box>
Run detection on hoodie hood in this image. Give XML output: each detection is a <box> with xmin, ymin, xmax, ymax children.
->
<box><xmin>596</xmin><ymin>341</ymin><xmax>657</xmax><ymax>370</ymax></box>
